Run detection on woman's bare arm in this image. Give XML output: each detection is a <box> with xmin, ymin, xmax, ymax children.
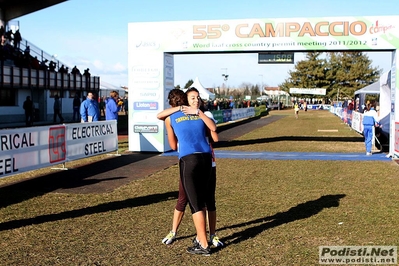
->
<box><xmin>157</xmin><ymin>106</ymin><xmax>181</xmax><ymax>120</ymax></box>
<box><xmin>165</xmin><ymin>117</ymin><xmax>178</xmax><ymax>150</ymax></box>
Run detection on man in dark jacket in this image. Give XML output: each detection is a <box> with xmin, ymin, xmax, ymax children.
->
<box><xmin>23</xmin><ymin>96</ymin><xmax>34</xmax><ymax>126</ymax></box>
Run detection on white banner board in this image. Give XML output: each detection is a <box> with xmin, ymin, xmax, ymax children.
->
<box><xmin>0</xmin><ymin>120</ymin><xmax>118</xmax><ymax>178</ymax></box>
<box><xmin>289</xmin><ymin>88</ymin><xmax>327</xmax><ymax>95</ymax></box>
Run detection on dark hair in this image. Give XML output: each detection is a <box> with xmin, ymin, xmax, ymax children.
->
<box><xmin>168</xmin><ymin>89</ymin><xmax>187</xmax><ymax>107</ymax></box>
<box><xmin>185</xmin><ymin>87</ymin><xmax>199</xmax><ymax>95</ymax></box>
<box><xmin>199</xmin><ymin>98</ymin><xmax>206</xmax><ymax>112</ymax></box>
<box><xmin>110</xmin><ymin>90</ymin><xmax>119</xmax><ymax>98</ymax></box>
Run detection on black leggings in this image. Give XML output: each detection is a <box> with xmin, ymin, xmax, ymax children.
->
<box><xmin>179</xmin><ymin>153</ymin><xmax>212</xmax><ymax>214</ymax></box>
<box><xmin>175</xmin><ymin>166</ymin><xmax>216</xmax><ymax>212</ymax></box>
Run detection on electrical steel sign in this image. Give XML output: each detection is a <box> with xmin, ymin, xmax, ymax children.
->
<box><xmin>0</xmin><ymin>121</ymin><xmax>118</xmax><ymax>178</ymax></box>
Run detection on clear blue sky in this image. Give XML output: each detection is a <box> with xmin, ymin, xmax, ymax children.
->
<box><xmin>16</xmin><ymin>0</ymin><xmax>397</xmax><ymax>89</ymax></box>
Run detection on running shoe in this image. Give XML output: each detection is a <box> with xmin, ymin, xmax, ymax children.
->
<box><xmin>161</xmin><ymin>231</ymin><xmax>176</xmax><ymax>245</ymax></box>
<box><xmin>210</xmin><ymin>234</ymin><xmax>224</xmax><ymax>247</ymax></box>
<box><xmin>187</xmin><ymin>243</ymin><xmax>211</xmax><ymax>256</ymax></box>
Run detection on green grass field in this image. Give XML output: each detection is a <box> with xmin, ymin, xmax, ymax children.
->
<box><xmin>0</xmin><ymin>109</ymin><xmax>398</xmax><ymax>265</ymax></box>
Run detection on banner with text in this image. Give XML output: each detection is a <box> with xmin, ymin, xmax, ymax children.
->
<box><xmin>0</xmin><ymin>120</ymin><xmax>118</xmax><ymax>178</ymax></box>
<box><xmin>289</xmin><ymin>88</ymin><xmax>327</xmax><ymax>95</ymax></box>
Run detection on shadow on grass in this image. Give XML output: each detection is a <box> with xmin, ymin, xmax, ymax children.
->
<box><xmin>0</xmin><ymin>152</ymin><xmax>161</xmax><ymax>208</ymax></box>
<box><xmin>219</xmin><ymin>194</ymin><xmax>346</xmax><ymax>246</ymax></box>
<box><xmin>213</xmin><ymin>136</ymin><xmax>362</xmax><ymax>149</ymax></box>
<box><xmin>0</xmin><ymin>191</ymin><xmax>178</xmax><ymax>231</ymax></box>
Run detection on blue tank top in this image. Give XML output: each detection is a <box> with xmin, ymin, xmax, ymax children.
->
<box><xmin>170</xmin><ymin>111</ymin><xmax>211</xmax><ymax>158</ymax></box>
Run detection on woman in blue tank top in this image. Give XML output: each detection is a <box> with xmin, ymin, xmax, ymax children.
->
<box><xmin>164</xmin><ymin>88</ymin><xmax>216</xmax><ymax>255</ymax></box>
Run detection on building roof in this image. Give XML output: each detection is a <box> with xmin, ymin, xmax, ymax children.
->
<box><xmin>0</xmin><ymin>0</ymin><xmax>66</xmax><ymax>22</ymax></box>
<box><xmin>264</xmin><ymin>86</ymin><xmax>289</xmax><ymax>96</ymax></box>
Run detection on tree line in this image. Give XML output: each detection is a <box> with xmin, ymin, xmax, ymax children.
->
<box><xmin>278</xmin><ymin>51</ymin><xmax>381</xmax><ymax>101</ymax></box>
<box><xmin>175</xmin><ymin>51</ymin><xmax>381</xmax><ymax>101</ymax></box>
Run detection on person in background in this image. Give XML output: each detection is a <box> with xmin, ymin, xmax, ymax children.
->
<box><xmin>53</xmin><ymin>95</ymin><xmax>64</xmax><ymax>123</ymax></box>
<box><xmin>105</xmin><ymin>90</ymin><xmax>120</xmax><ymax>121</ymax></box>
<box><xmin>80</xmin><ymin>92</ymin><xmax>100</xmax><ymax>122</ymax></box>
<box><xmin>83</xmin><ymin>68</ymin><xmax>91</xmax><ymax>89</ymax></box>
<box><xmin>13</xmin><ymin>29</ymin><xmax>21</xmax><ymax>50</ymax></box>
<box><xmin>23</xmin><ymin>96</ymin><xmax>34</xmax><ymax>126</ymax></box>
<box><xmin>99</xmin><ymin>96</ymin><xmax>106</xmax><ymax>118</ymax></box>
<box><xmin>123</xmin><ymin>96</ymin><xmax>128</xmax><ymax>115</ymax></box>
<box><xmin>362</xmin><ymin>102</ymin><xmax>380</xmax><ymax>156</ymax></box>
<box><xmin>24</xmin><ymin>45</ymin><xmax>30</xmax><ymax>56</ymax></box>
<box><xmin>72</xmin><ymin>94</ymin><xmax>81</xmax><ymax>122</ymax></box>
<box><xmin>71</xmin><ymin>65</ymin><xmax>81</xmax><ymax>75</ymax></box>
<box><xmin>294</xmin><ymin>101</ymin><xmax>299</xmax><ymax>119</ymax></box>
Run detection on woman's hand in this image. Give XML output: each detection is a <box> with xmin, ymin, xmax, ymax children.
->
<box><xmin>181</xmin><ymin>105</ymin><xmax>198</xmax><ymax>115</ymax></box>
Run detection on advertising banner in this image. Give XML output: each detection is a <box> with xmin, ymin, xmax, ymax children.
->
<box><xmin>289</xmin><ymin>88</ymin><xmax>326</xmax><ymax>95</ymax></box>
<box><xmin>0</xmin><ymin>121</ymin><xmax>118</xmax><ymax>178</ymax></box>
<box><xmin>129</xmin><ymin>17</ymin><xmax>399</xmax><ymax>54</ymax></box>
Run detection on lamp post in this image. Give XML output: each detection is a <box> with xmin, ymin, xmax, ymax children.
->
<box><xmin>259</xmin><ymin>74</ymin><xmax>263</xmax><ymax>97</ymax></box>
<box><xmin>278</xmin><ymin>87</ymin><xmax>280</xmax><ymax>110</ymax></box>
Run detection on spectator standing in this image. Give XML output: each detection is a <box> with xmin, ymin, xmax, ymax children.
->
<box><xmin>123</xmin><ymin>96</ymin><xmax>128</xmax><ymax>115</ymax></box>
<box><xmin>24</xmin><ymin>45</ymin><xmax>30</xmax><ymax>56</ymax></box>
<box><xmin>13</xmin><ymin>29</ymin><xmax>21</xmax><ymax>49</ymax></box>
<box><xmin>105</xmin><ymin>91</ymin><xmax>121</xmax><ymax>121</ymax></box>
<box><xmin>99</xmin><ymin>96</ymin><xmax>106</xmax><ymax>117</ymax></box>
<box><xmin>59</xmin><ymin>65</ymin><xmax>67</xmax><ymax>73</ymax></box>
<box><xmin>362</xmin><ymin>103</ymin><xmax>380</xmax><ymax>156</ymax></box>
<box><xmin>80</xmin><ymin>92</ymin><xmax>100</xmax><ymax>122</ymax></box>
<box><xmin>71</xmin><ymin>65</ymin><xmax>81</xmax><ymax>75</ymax></box>
<box><xmin>49</xmin><ymin>61</ymin><xmax>56</xmax><ymax>72</ymax></box>
<box><xmin>5</xmin><ymin>30</ymin><xmax>12</xmax><ymax>43</ymax></box>
<box><xmin>72</xmin><ymin>94</ymin><xmax>81</xmax><ymax>122</ymax></box>
<box><xmin>53</xmin><ymin>95</ymin><xmax>64</xmax><ymax>123</ymax></box>
<box><xmin>83</xmin><ymin>68</ymin><xmax>91</xmax><ymax>89</ymax></box>
<box><xmin>23</xmin><ymin>96</ymin><xmax>34</xmax><ymax>126</ymax></box>
<box><xmin>40</xmin><ymin>59</ymin><xmax>48</xmax><ymax>70</ymax></box>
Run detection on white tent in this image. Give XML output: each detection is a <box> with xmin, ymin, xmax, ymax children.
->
<box><xmin>353</xmin><ymin>70</ymin><xmax>391</xmax><ymax>141</ymax></box>
<box><xmin>99</xmin><ymin>81</ymin><xmax>126</xmax><ymax>97</ymax></box>
<box><xmin>189</xmin><ymin>77</ymin><xmax>215</xmax><ymax>100</ymax></box>
<box><xmin>354</xmin><ymin>81</ymin><xmax>380</xmax><ymax>95</ymax></box>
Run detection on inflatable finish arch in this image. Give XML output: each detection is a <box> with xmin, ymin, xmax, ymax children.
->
<box><xmin>128</xmin><ymin>16</ymin><xmax>399</xmax><ymax>157</ymax></box>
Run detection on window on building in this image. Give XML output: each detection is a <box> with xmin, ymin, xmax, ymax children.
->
<box><xmin>0</xmin><ymin>88</ymin><xmax>16</xmax><ymax>106</ymax></box>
